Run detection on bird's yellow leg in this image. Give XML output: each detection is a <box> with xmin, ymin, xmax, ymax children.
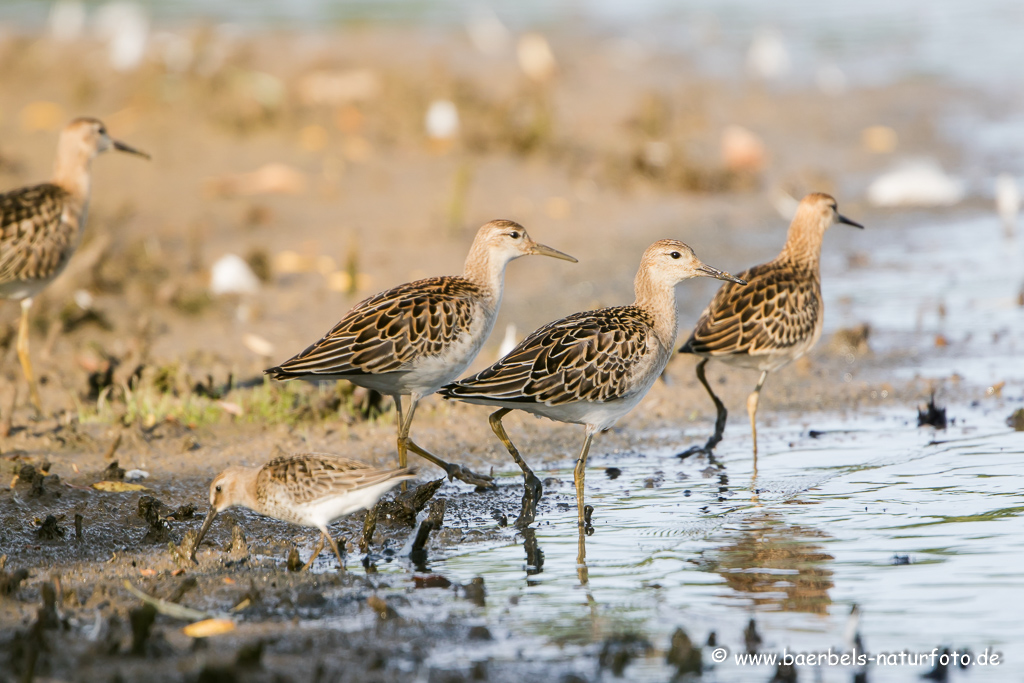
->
<box><xmin>16</xmin><ymin>298</ymin><xmax>41</xmax><ymax>414</ymax></box>
<box><xmin>747</xmin><ymin>371</ymin><xmax>769</xmax><ymax>459</ymax></box>
<box><xmin>574</xmin><ymin>432</ymin><xmax>595</xmax><ymax>566</ymax></box>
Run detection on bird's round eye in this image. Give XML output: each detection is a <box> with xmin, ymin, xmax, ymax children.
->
<box><xmin>670</xmin><ymin>251</ymin><xmax>681</xmax><ymax>259</ymax></box>
<box><xmin>508</xmin><ymin>231</ymin><xmax>521</xmax><ymax>239</ymax></box>
<box><xmin>215</xmin><ymin>485</ymin><xmax>222</xmax><ymax>493</ymax></box>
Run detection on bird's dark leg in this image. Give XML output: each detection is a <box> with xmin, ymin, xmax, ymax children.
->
<box><xmin>400</xmin><ymin>395</ymin><xmax>495</xmax><ymax>489</ymax></box>
<box><xmin>393</xmin><ymin>394</ymin><xmax>411</xmax><ymax>491</ymax></box>
<box><xmin>488</xmin><ymin>408</ymin><xmax>541</xmax><ymax>528</ymax></box>
<box><xmin>678</xmin><ymin>359</ymin><xmax>727</xmax><ymax>457</ymax></box>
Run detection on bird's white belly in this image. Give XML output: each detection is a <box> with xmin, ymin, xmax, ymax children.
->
<box><xmin>518</xmin><ymin>392</ymin><xmax>648</xmax><ymax>432</ymax></box>
<box><xmin>0</xmin><ymin>278</ymin><xmax>49</xmax><ymax>300</ymax></box>
<box><xmin>396</xmin><ymin>308</ymin><xmax>493</xmax><ymax>396</ymax></box>
<box><xmin>295</xmin><ymin>479</ymin><xmax>406</xmax><ymax>528</ymax></box>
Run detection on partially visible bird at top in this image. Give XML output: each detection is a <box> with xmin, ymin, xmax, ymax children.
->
<box><xmin>0</xmin><ymin>117</ymin><xmax>149</xmax><ymax>412</ymax></box>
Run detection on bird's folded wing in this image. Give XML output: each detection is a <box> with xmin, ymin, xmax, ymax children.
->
<box><xmin>267</xmin><ymin>276</ymin><xmax>481</xmax><ymax>378</ymax></box>
<box><xmin>258</xmin><ymin>453</ymin><xmax>413</xmax><ymax>504</ymax></box>
<box><xmin>0</xmin><ymin>184</ymin><xmax>74</xmax><ymax>284</ymax></box>
<box><xmin>682</xmin><ymin>262</ymin><xmax>820</xmax><ymax>357</ymax></box>
<box><xmin>442</xmin><ymin>306</ymin><xmax>653</xmax><ymax>405</ymax></box>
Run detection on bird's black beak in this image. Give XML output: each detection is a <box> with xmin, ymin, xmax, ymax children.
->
<box><xmin>698</xmin><ymin>263</ymin><xmax>747</xmax><ymax>286</ymax></box>
<box><xmin>837</xmin><ymin>213</ymin><xmax>864</xmax><ymax>229</ymax></box>
<box><xmin>189</xmin><ymin>507</ymin><xmax>218</xmax><ymax>564</ymax></box>
<box><xmin>112</xmin><ymin>139</ymin><xmax>151</xmax><ymax>159</ymax></box>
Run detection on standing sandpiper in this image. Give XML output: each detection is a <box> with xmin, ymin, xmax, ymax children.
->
<box><xmin>266</xmin><ymin>220</ymin><xmax>576</xmax><ymax>488</ymax></box>
<box><xmin>679</xmin><ymin>193</ymin><xmax>862</xmax><ymax>458</ymax></box>
<box><xmin>440</xmin><ymin>240</ymin><xmax>745</xmax><ymax>541</ymax></box>
<box><xmin>0</xmin><ymin>117</ymin><xmax>149</xmax><ymax>411</ymax></box>
<box><xmin>192</xmin><ymin>453</ymin><xmax>416</xmax><ymax>570</ymax></box>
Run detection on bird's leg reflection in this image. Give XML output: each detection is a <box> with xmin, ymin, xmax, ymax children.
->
<box><xmin>522</xmin><ymin>527</ymin><xmax>544</xmax><ymax>578</ymax></box>
<box><xmin>577</xmin><ymin>526</ymin><xmax>589</xmax><ymax>586</ymax></box>
<box><xmin>750</xmin><ymin>454</ymin><xmax>760</xmax><ymax>504</ymax></box>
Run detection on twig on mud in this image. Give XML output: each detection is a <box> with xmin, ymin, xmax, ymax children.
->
<box><xmin>122</xmin><ymin>580</ymin><xmax>222</xmax><ymax>622</ymax></box>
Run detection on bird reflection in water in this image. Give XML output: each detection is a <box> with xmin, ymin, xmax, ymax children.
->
<box><xmin>700</xmin><ymin>513</ymin><xmax>834</xmax><ymax>614</ymax></box>
<box><xmin>522</xmin><ymin>527</ymin><xmax>544</xmax><ymax>584</ymax></box>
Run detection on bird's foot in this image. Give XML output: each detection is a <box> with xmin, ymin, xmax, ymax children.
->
<box><xmin>677</xmin><ymin>444</ymin><xmax>713</xmax><ymax>459</ymax></box>
<box><xmin>443</xmin><ymin>463</ymin><xmax>496</xmax><ymax>489</ymax></box>
<box><xmin>513</xmin><ymin>473</ymin><xmax>544</xmax><ymax>529</ymax></box>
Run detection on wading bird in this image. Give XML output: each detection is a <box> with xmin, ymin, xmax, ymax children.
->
<box><xmin>440</xmin><ymin>240</ymin><xmax>745</xmax><ymax>551</ymax></box>
<box><xmin>266</xmin><ymin>220</ymin><xmax>575</xmax><ymax>488</ymax></box>
<box><xmin>679</xmin><ymin>193</ymin><xmax>862</xmax><ymax>458</ymax></box>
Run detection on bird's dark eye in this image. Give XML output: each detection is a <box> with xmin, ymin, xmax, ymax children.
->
<box><xmin>670</xmin><ymin>251</ymin><xmax>681</xmax><ymax>259</ymax></box>
<box><xmin>215</xmin><ymin>485</ymin><xmax>222</xmax><ymax>493</ymax></box>
<box><xmin>508</xmin><ymin>231</ymin><xmax>520</xmax><ymax>239</ymax></box>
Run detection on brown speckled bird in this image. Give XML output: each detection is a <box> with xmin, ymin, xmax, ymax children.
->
<box><xmin>0</xmin><ymin>117</ymin><xmax>148</xmax><ymax>411</ymax></box>
<box><xmin>679</xmin><ymin>193</ymin><xmax>863</xmax><ymax>457</ymax></box>
<box><xmin>192</xmin><ymin>453</ymin><xmax>416</xmax><ymax>570</ymax></box>
<box><xmin>441</xmin><ymin>239</ymin><xmax>745</xmax><ymax>537</ymax></box>
<box><xmin>266</xmin><ymin>220</ymin><xmax>576</xmax><ymax>489</ymax></box>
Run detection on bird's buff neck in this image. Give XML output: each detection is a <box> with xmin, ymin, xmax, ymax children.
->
<box><xmin>52</xmin><ymin>144</ymin><xmax>94</xmax><ymax>201</ymax></box>
<box><xmin>462</xmin><ymin>241</ymin><xmax>507</xmax><ymax>303</ymax></box>
<box><xmin>633</xmin><ymin>267</ymin><xmax>679</xmax><ymax>349</ymax></box>
<box><xmin>779</xmin><ymin>212</ymin><xmax>825</xmax><ymax>270</ymax></box>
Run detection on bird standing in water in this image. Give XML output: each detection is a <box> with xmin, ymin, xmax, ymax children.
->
<box><xmin>679</xmin><ymin>193</ymin><xmax>863</xmax><ymax>458</ymax></box>
<box><xmin>441</xmin><ymin>239</ymin><xmax>745</xmax><ymax>552</ymax></box>
<box><xmin>192</xmin><ymin>453</ymin><xmax>416</xmax><ymax>570</ymax></box>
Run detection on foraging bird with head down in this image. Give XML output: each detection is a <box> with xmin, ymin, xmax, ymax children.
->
<box><xmin>0</xmin><ymin>117</ymin><xmax>149</xmax><ymax>412</ymax></box>
<box><xmin>440</xmin><ymin>239</ymin><xmax>745</xmax><ymax>545</ymax></box>
<box><xmin>266</xmin><ymin>220</ymin><xmax>576</xmax><ymax>489</ymax></box>
<box><xmin>191</xmin><ymin>453</ymin><xmax>416</xmax><ymax>570</ymax></box>
<box><xmin>679</xmin><ymin>192</ymin><xmax>863</xmax><ymax>458</ymax></box>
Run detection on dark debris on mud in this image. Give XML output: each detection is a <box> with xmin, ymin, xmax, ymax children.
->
<box><xmin>0</xmin><ymin>465</ymin><xmax>599</xmax><ymax>683</ymax></box>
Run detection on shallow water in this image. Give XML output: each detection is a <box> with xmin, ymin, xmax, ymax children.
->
<box><xmin>383</xmin><ymin>402</ymin><xmax>1021</xmax><ymax>682</ymax></box>
<box><xmin>333</xmin><ymin>210</ymin><xmax>1024</xmax><ymax>681</ymax></box>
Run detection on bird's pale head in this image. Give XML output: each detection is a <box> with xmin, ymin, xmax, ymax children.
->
<box><xmin>60</xmin><ymin>117</ymin><xmax>150</xmax><ymax>160</ymax></box>
<box><xmin>639</xmin><ymin>239</ymin><xmax>746</xmax><ymax>287</ymax></box>
<box><xmin>796</xmin><ymin>192</ymin><xmax>863</xmax><ymax>233</ymax></box>
<box><xmin>208</xmin><ymin>466</ymin><xmax>253</xmax><ymax>513</ymax></box>
<box><xmin>473</xmin><ymin>219</ymin><xmax>577</xmax><ymax>265</ymax></box>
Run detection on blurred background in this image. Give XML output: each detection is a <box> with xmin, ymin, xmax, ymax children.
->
<box><xmin>0</xmin><ymin>0</ymin><xmax>1022</xmax><ymax>417</ymax></box>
